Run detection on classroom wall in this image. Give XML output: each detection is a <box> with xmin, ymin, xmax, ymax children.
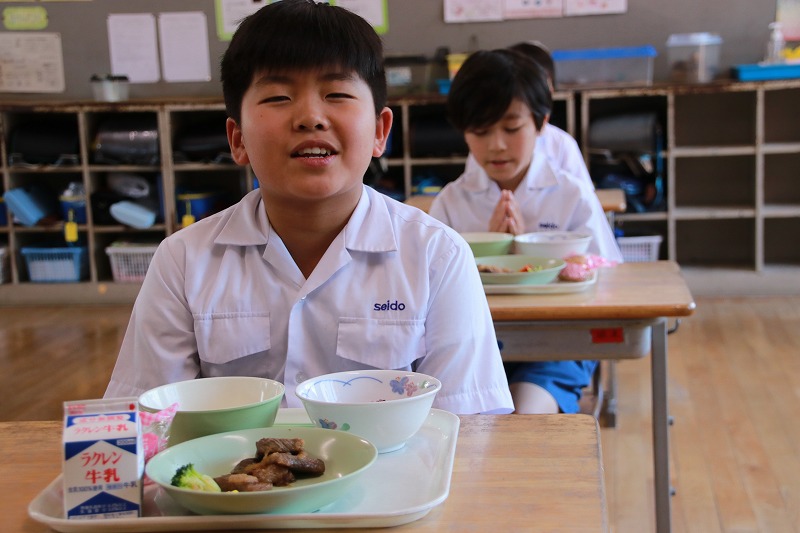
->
<box><xmin>0</xmin><ymin>0</ymin><xmax>778</xmax><ymax>102</ymax></box>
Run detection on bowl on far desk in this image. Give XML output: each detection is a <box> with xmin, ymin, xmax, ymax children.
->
<box><xmin>138</xmin><ymin>376</ymin><xmax>285</xmax><ymax>446</ymax></box>
<box><xmin>460</xmin><ymin>232</ymin><xmax>514</xmax><ymax>257</ymax></box>
<box><xmin>296</xmin><ymin>370</ymin><xmax>441</xmax><ymax>453</ymax></box>
<box><xmin>513</xmin><ymin>231</ymin><xmax>592</xmax><ymax>259</ymax></box>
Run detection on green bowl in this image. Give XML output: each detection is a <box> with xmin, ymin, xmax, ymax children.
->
<box><xmin>145</xmin><ymin>426</ymin><xmax>377</xmax><ymax>515</ymax></box>
<box><xmin>139</xmin><ymin>377</ymin><xmax>285</xmax><ymax>446</ymax></box>
<box><xmin>460</xmin><ymin>232</ymin><xmax>514</xmax><ymax>257</ymax></box>
<box><xmin>476</xmin><ymin>255</ymin><xmax>566</xmax><ymax>285</ymax></box>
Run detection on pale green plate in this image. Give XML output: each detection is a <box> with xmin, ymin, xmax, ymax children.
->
<box><xmin>145</xmin><ymin>426</ymin><xmax>377</xmax><ymax>515</ymax></box>
<box><xmin>476</xmin><ymin>255</ymin><xmax>566</xmax><ymax>285</ymax></box>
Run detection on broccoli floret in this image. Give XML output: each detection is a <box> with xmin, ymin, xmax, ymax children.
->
<box><xmin>170</xmin><ymin>463</ymin><xmax>222</xmax><ymax>492</ymax></box>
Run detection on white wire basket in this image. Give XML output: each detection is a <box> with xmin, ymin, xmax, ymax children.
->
<box><xmin>617</xmin><ymin>235</ymin><xmax>663</xmax><ymax>262</ymax></box>
<box><xmin>21</xmin><ymin>246</ymin><xmax>88</xmax><ymax>283</ymax></box>
<box><xmin>106</xmin><ymin>244</ymin><xmax>158</xmax><ymax>282</ymax></box>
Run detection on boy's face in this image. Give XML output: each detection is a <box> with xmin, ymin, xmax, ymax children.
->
<box><xmin>227</xmin><ymin>67</ymin><xmax>392</xmax><ymax>207</ymax></box>
<box><xmin>464</xmin><ymin>98</ymin><xmax>542</xmax><ymax>190</ymax></box>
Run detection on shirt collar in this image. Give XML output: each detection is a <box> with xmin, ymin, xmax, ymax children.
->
<box><xmin>215</xmin><ymin>189</ymin><xmax>269</xmax><ymax>246</ymax></box>
<box><xmin>461</xmin><ymin>152</ymin><xmax>559</xmax><ymax>193</ymax></box>
<box><xmin>214</xmin><ymin>187</ymin><xmax>398</xmax><ymax>253</ymax></box>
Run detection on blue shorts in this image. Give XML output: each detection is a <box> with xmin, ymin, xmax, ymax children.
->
<box><xmin>505</xmin><ymin>360</ymin><xmax>598</xmax><ymax>414</ymax></box>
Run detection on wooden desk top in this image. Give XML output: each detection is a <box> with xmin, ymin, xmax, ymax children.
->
<box><xmin>3</xmin><ymin>415</ymin><xmax>607</xmax><ymax>532</ymax></box>
<box><xmin>487</xmin><ymin>261</ymin><xmax>696</xmax><ymax>322</ymax></box>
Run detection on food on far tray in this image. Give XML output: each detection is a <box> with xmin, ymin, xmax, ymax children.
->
<box><xmin>173</xmin><ymin>437</ymin><xmax>326</xmax><ymax>493</ymax></box>
<box><xmin>558</xmin><ymin>254</ymin><xmax>617</xmax><ymax>282</ymax></box>
<box><xmin>478</xmin><ymin>263</ymin><xmax>543</xmax><ymax>273</ymax></box>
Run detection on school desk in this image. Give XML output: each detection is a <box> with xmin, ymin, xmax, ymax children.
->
<box><xmin>487</xmin><ymin>260</ymin><xmax>695</xmax><ymax>533</ymax></box>
<box><xmin>3</xmin><ymin>414</ymin><xmax>608</xmax><ymax>532</ymax></box>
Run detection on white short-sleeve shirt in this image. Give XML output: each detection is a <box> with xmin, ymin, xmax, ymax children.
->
<box><xmin>105</xmin><ymin>187</ymin><xmax>513</xmax><ymax>415</ymax></box>
<box><xmin>430</xmin><ymin>152</ymin><xmax>624</xmax><ymax>262</ymax></box>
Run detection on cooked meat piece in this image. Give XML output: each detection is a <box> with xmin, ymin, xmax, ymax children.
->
<box><xmin>230</xmin><ymin>457</ymin><xmax>258</xmax><ymax>474</ymax></box>
<box><xmin>477</xmin><ymin>264</ymin><xmax>512</xmax><ymax>273</ymax></box>
<box><xmin>214</xmin><ymin>473</ymin><xmax>273</xmax><ymax>492</ymax></box>
<box><xmin>247</xmin><ymin>463</ymin><xmax>296</xmax><ymax>486</ymax></box>
<box><xmin>268</xmin><ymin>450</ymin><xmax>326</xmax><ymax>475</ymax></box>
<box><xmin>255</xmin><ymin>437</ymin><xmax>305</xmax><ymax>459</ymax></box>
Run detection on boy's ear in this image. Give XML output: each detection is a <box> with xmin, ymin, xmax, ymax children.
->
<box><xmin>226</xmin><ymin>117</ymin><xmax>250</xmax><ymax>165</ymax></box>
<box><xmin>372</xmin><ymin>107</ymin><xmax>394</xmax><ymax>157</ymax></box>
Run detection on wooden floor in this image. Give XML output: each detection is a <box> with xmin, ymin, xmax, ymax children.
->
<box><xmin>1</xmin><ymin>297</ymin><xmax>799</xmax><ymax>532</ymax></box>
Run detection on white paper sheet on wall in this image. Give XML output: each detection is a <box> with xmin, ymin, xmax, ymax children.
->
<box><xmin>158</xmin><ymin>12</ymin><xmax>212</xmax><ymax>82</ymax></box>
<box><xmin>107</xmin><ymin>13</ymin><xmax>160</xmax><ymax>83</ymax></box>
<box><xmin>0</xmin><ymin>32</ymin><xmax>65</xmax><ymax>93</ymax></box>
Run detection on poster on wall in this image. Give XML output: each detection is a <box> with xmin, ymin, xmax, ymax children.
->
<box><xmin>215</xmin><ymin>0</ymin><xmax>267</xmax><ymax>41</ymax></box>
<box><xmin>444</xmin><ymin>0</ymin><xmax>503</xmax><ymax>23</ymax></box>
<box><xmin>0</xmin><ymin>31</ymin><xmax>65</xmax><ymax>92</ymax></box>
<box><xmin>330</xmin><ymin>0</ymin><xmax>388</xmax><ymax>34</ymax></box>
<box><xmin>563</xmin><ymin>0</ymin><xmax>627</xmax><ymax>16</ymax></box>
<box><xmin>778</xmin><ymin>0</ymin><xmax>800</xmax><ymax>41</ymax></box>
<box><xmin>504</xmin><ymin>0</ymin><xmax>563</xmax><ymax>20</ymax></box>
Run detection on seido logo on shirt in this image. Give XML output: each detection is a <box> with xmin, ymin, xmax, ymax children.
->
<box><xmin>374</xmin><ymin>300</ymin><xmax>406</xmax><ymax>311</ymax></box>
<box><xmin>538</xmin><ymin>222</ymin><xmax>559</xmax><ymax>230</ymax></box>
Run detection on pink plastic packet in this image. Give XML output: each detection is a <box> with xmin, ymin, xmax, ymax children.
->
<box><xmin>559</xmin><ymin>254</ymin><xmax>617</xmax><ymax>282</ymax></box>
<box><xmin>139</xmin><ymin>402</ymin><xmax>178</xmax><ymax>484</ymax></box>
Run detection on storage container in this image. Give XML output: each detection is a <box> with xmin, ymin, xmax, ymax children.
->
<box><xmin>384</xmin><ymin>55</ymin><xmax>444</xmax><ymax>96</ymax></box>
<box><xmin>106</xmin><ymin>243</ymin><xmax>158</xmax><ymax>282</ymax></box>
<box><xmin>176</xmin><ymin>192</ymin><xmax>220</xmax><ymax>223</ymax></box>
<box><xmin>21</xmin><ymin>246</ymin><xmax>88</xmax><ymax>282</ymax></box>
<box><xmin>666</xmin><ymin>33</ymin><xmax>722</xmax><ymax>83</ymax></box>
<box><xmin>617</xmin><ymin>235</ymin><xmax>662</xmax><ymax>262</ymax></box>
<box><xmin>551</xmin><ymin>45</ymin><xmax>657</xmax><ymax>88</ymax></box>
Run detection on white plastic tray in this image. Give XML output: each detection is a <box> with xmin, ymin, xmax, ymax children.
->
<box><xmin>483</xmin><ymin>269</ymin><xmax>597</xmax><ymax>294</ymax></box>
<box><xmin>28</xmin><ymin>408</ymin><xmax>459</xmax><ymax>531</ymax></box>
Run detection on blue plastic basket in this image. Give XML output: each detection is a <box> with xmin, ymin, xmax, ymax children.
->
<box><xmin>21</xmin><ymin>246</ymin><xmax>88</xmax><ymax>282</ymax></box>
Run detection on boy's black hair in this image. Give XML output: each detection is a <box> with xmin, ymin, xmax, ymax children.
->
<box><xmin>221</xmin><ymin>0</ymin><xmax>387</xmax><ymax>124</ymax></box>
<box><xmin>509</xmin><ymin>41</ymin><xmax>555</xmax><ymax>82</ymax></box>
<box><xmin>446</xmin><ymin>49</ymin><xmax>552</xmax><ymax>133</ymax></box>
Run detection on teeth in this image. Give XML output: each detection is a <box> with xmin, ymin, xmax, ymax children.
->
<box><xmin>299</xmin><ymin>147</ymin><xmax>330</xmax><ymax>156</ymax></box>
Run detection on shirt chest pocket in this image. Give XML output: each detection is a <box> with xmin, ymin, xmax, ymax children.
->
<box><xmin>337</xmin><ymin>317</ymin><xmax>425</xmax><ymax>368</ymax></box>
<box><xmin>194</xmin><ymin>312</ymin><xmax>271</xmax><ymax>365</ymax></box>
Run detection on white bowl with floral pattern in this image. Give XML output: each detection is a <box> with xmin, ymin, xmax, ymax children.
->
<box><xmin>295</xmin><ymin>370</ymin><xmax>441</xmax><ymax>453</ymax></box>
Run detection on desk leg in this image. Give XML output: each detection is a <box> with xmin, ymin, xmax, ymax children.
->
<box><xmin>652</xmin><ymin>318</ymin><xmax>671</xmax><ymax>533</ymax></box>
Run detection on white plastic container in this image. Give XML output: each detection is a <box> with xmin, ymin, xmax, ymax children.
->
<box><xmin>666</xmin><ymin>33</ymin><xmax>722</xmax><ymax>83</ymax></box>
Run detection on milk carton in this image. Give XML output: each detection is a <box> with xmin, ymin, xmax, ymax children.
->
<box><xmin>63</xmin><ymin>398</ymin><xmax>143</xmax><ymax>519</ymax></box>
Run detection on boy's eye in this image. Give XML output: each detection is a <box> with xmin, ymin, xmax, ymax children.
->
<box><xmin>327</xmin><ymin>92</ymin><xmax>354</xmax><ymax>100</ymax></box>
<box><xmin>504</xmin><ymin>126</ymin><xmax>523</xmax><ymax>134</ymax></box>
<box><xmin>260</xmin><ymin>95</ymin><xmax>290</xmax><ymax>104</ymax></box>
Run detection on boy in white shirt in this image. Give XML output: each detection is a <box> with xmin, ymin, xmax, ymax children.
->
<box><xmin>429</xmin><ymin>49</ymin><xmax>621</xmax><ymax>413</ymax></box>
<box><xmin>104</xmin><ymin>0</ymin><xmax>513</xmax><ymax>415</ymax></box>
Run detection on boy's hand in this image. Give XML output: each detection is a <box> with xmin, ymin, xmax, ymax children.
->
<box><xmin>489</xmin><ymin>190</ymin><xmax>525</xmax><ymax>235</ymax></box>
